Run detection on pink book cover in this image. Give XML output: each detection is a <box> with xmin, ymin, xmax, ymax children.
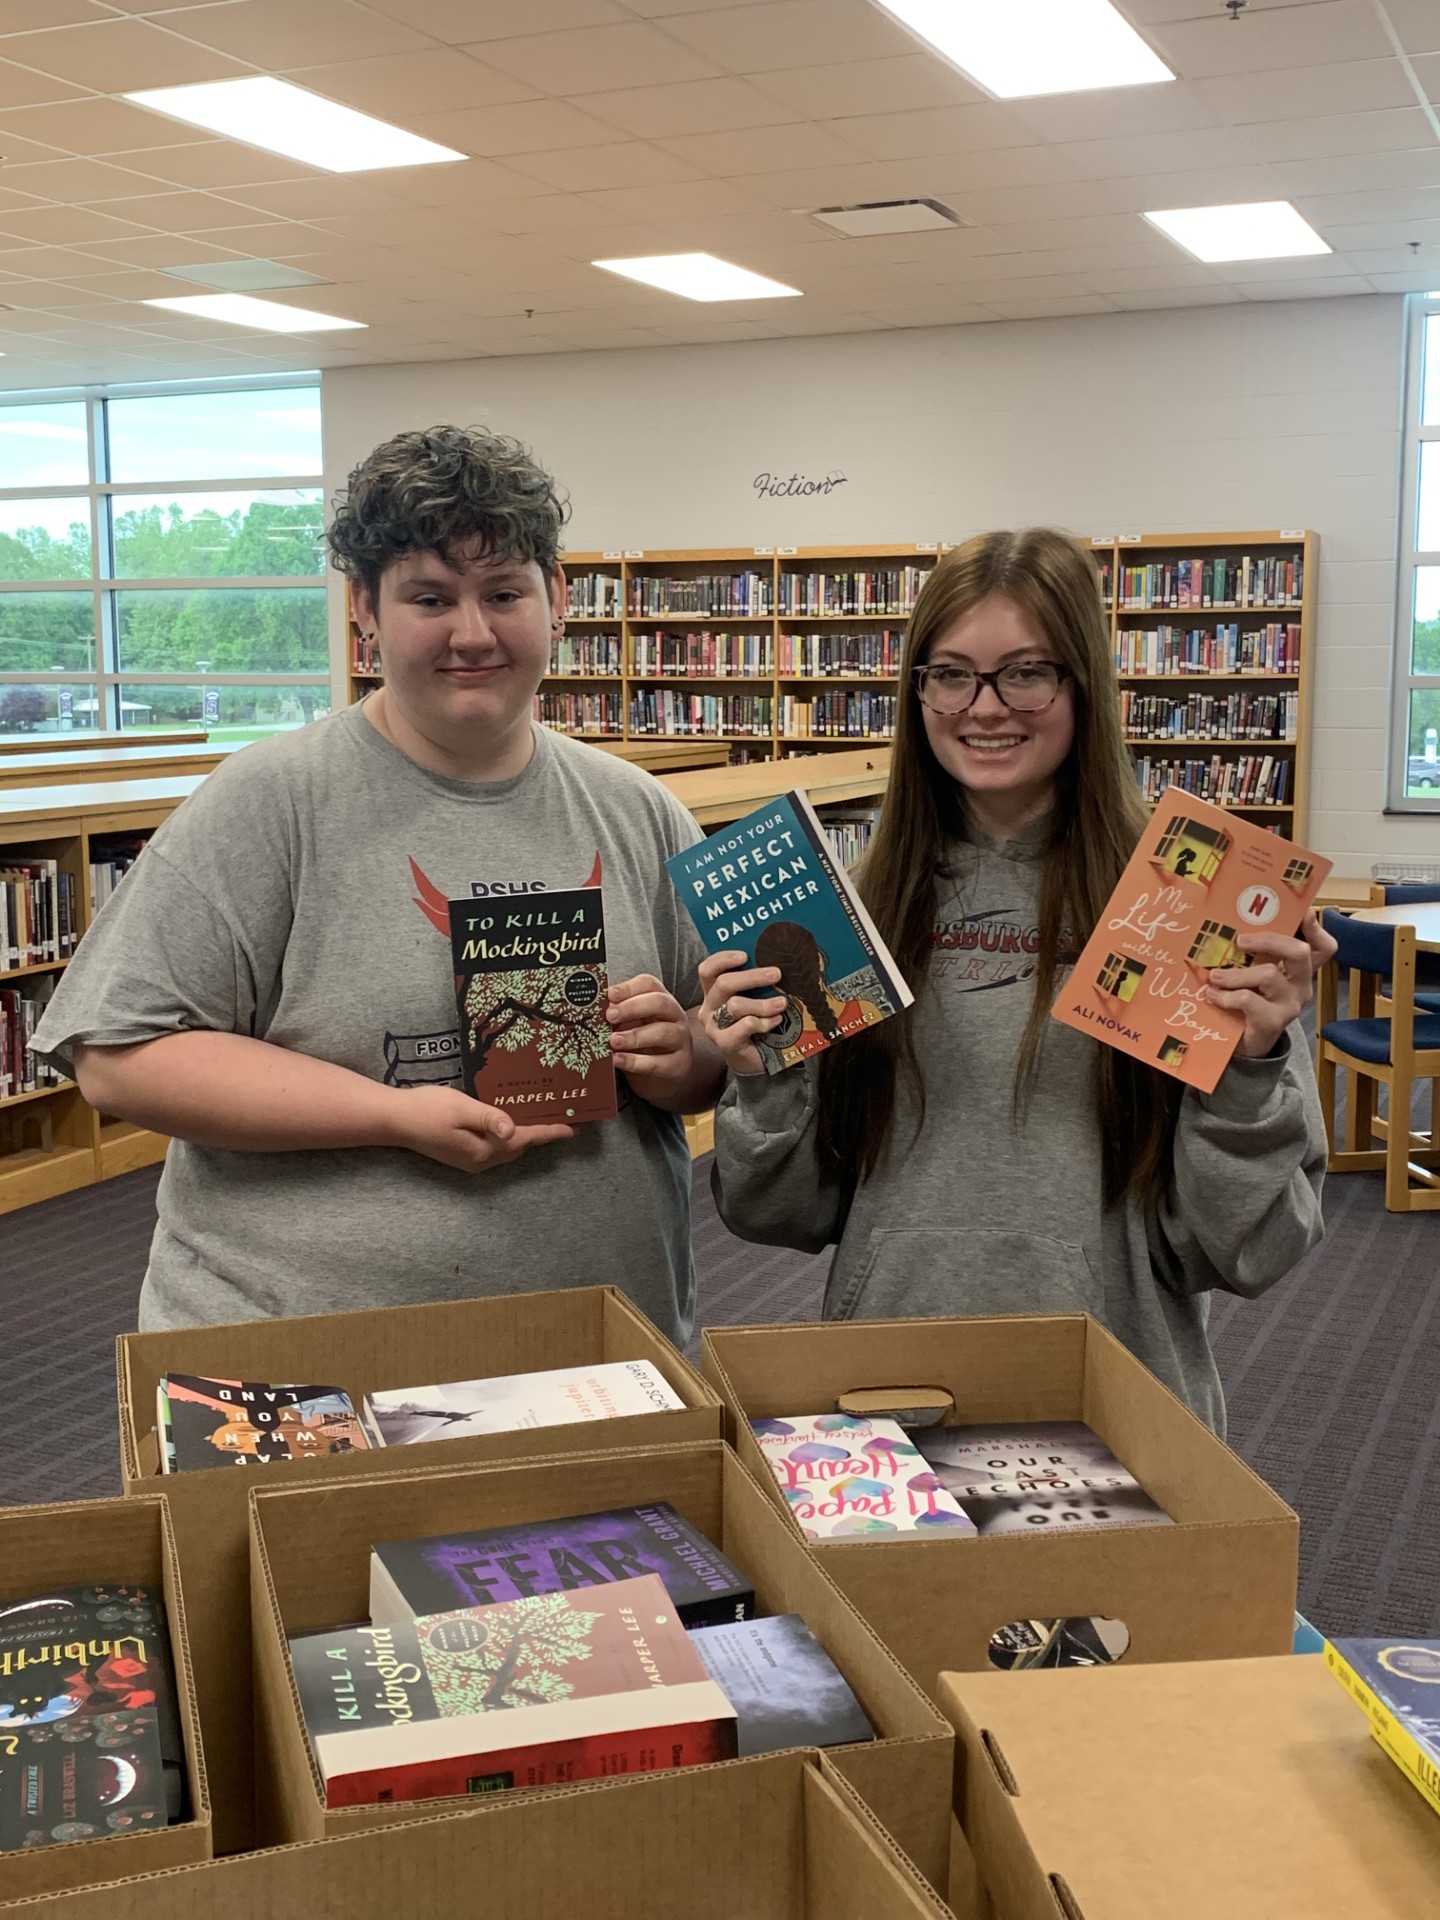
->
<box><xmin>1049</xmin><ymin>792</ymin><xmax>1330</xmax><ymax>1095</ymax></box>
<box><xmin>749</xmin><ymin>1414</ymin><xmax>978</xmax><ymax>1543</ymax></box>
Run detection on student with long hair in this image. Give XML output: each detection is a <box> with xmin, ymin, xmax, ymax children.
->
<box><xmin>703</xmin><ymin>528</ymin><xmax>1329</xmax><ymax>1431</ymax></box>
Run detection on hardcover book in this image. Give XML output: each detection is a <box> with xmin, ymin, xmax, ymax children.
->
<box><xmin>449</xmin><ymin>884</ymin><xmax>617</xmax><ymax>1124</ymax></box>
<box><xmin>914</xmin><ymin>1422</ymin><xmax>1172</xmax><ymax>1536</ymax></box>
<box><xmin>1324</xmin><ymin>1638</ymin><xmax>1440</xmax><ymax>1820</ymax></box>
<box><xmin>1048</xmin><ymin>791</ymin><xmax>1330</xmax><ymax>1093</ymax></box>
<box><xmin>361</xmin><ymin>1359</ymin><xmax>682</xmax><ymax>1449</ymax></box>
<box><xmin>157</xmin><ymin>1374</ymin><xmax>369</xmax><ymax>1473</ymax></box>
<box><xmin>0</xmin><ymin>1585</ymin><xmax>185</xmax><ymax>1825</ymax></box>
<box><xmin>686</xmin><ymin>1614</ymin><xmax>874</xmax><ymax>1757</ymax></box>
<box><xmin>288</xmin><ymin>1574</ymin><xmax>737</xmax><ymax>1807</ymax></box>
<box><xmin>370</xmin><ymin>1503</ymin><xmax>754</xmax><ymax>1628</ymax></box>
<box><xmin>665</xmin><ymin>789</ymin><xmax>913</xmax><ymax>1075</ymax></box>
<box><xmin>0</xmin><ymin>1715</ymin><xmax>170</xmax><ymax>1853</ymax></box>
<box><xmin>748</xmin><ymin>1414</ymin><xmax>978</xmax><ymax>1542</ymax></box>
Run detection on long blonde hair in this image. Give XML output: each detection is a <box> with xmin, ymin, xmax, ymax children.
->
<box><xmin>816</xmin><ymin>528</ymin><xmax>1182</xmax><ymax>1206</ymax></box>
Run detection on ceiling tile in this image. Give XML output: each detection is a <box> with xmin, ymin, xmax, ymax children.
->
<box><xmin>657</xmin><ymin>122</ymin><xmax>868</xmax><ymax>175</ymax></box>
<box><xmin>73</xmin><ymin>188</ymin><xmax>268</xmax><ymax>233</ymax></box>
<box><xmin>287</xmin><ymin>50</ymin><xmax>542</xmax><ymax>117</ymax></box>
<box><xmin>361</xmin><ymin>0</ymin><xmax>629</xmax><ymax>42</ymax></box>
<box><xmin>0</xmin><ymin>17</ymin><xmax>248</xmax><ymax>91</ymax></box>
<box><xmin>1006</xmin><ymin>83</ymin><xmax>1224</xmax><ymax>144</ymax></box>
<box><xmin>659</xmin><ymin>0</ymin><xmax>919</xmax><ymax>73</ymax></box>
<box><xmin>1102</xmin><ymin>166</ymin><xmax>1287</xmax><ymax>213</ymax></box>
<box><xmin>0</xmin><ymin>204</ymin><xmax>156</xmax><ymax>245</ymax></box>
<box><xmin>1109</xmin><ymin>286</ymin><xmax>1239</xmax><ymax>310</ymax></box>
<box><xmin>1275</xmin><ymin>148</ymin><xmax>1440</xmax><ymax>194</ymax></box>
<box><xmin>982</xmin><ymin>295</ymin><xmax>1122</xmax><ymax>319</ymax></box>
<box><xmin>1231</xmin><ymin>274</ymin><xmax>1373</xmax><ymax>299</ymax></box>
<box><xmin>0</xmin><ymin>2</ymin><xmax>108</xmax><ymax>29</ymax></box>
<box><xmin>0</xmin><ymin>95</ymin><xmax>207</xmax><ymax>155</ymax></box>
<box><xmin>304</xmin><ymin>205</ymin><xmax>497</xmax><ymax>248</ymax></box>
<box><xmin>646</xmin><ymin>208</ymin><xmax>818</xmax><ymax>252</ymax></box>
<box><xmin>751</xmin><ymin>55</ymin><xmax>984</xmax><ymax>120</ymax></box>
<box><xmin>586</xmin><ymin>176</ymin><xmax>775</xmax><ymax>220</ymax></box>
<box><xmin>462</xmin><ymin>193</ymin><xmax>639</xmax><ymax>234</ymax></box>
<box><xmin>474</xmin><ymin>23</ymin><xmax>721</xmax><ymax>93</ymax></box>
<box><xmin>1080</xmin><ymin>262</ymin><xmax>1228</xmax><ymax>294</ymax></box>
<box><xmin>66</xmin><ymin>232</ymin><xmax>249</xmax><ymax>268</ymax></box>
<box><xmin>1383</xmin><ymin>0</ymin><xmax>1440</xmax><ymax>55</ymax></box>
<box><xmin>214</xmin><ymin>176</ymin><xmax>415</xmax><ymax>220</ymax></box>
<box><xmin>1243</xmin><ymin>106</ymin><xmax>1437</xmax><ymax>161</ymax></box>
<box><xmin>734</xmin><ymin>158</ymin><xmax>936</xmax><ymax>209</ymax></box>
<box><xmin>1411</xmin><ymin>52</ymin><xmax>1440</xmax><ymax>95</ymax></box>
<box><xmin>402</xmin><ymin>99</ymin><xmax>631</xmax><ymax>156</ymax></box>
<box><xmin>503</xmin><ymin>141</ymin><xmax>705</xmax><ymax>191</ymax></box>
<box><xmin>1061</xmin><ymin>128</ymin><xmax>1268</xmax><ymax>179</ymax></box>
<box><xmin>0</xmin><ymin>59</ymin><xmax>89</xmax><ymax>110</ymax></box>
<box><xmin>1196</xmin><ymin>59</ymin><xmax>1416</xmax><ymax>125</ymax></box>
<box><xmin>368</xmin><ymin>158</ymin><xmax>556</xmax><ymax>207</ymax></box>
<box><xmin>0</xmin><ymin>155</ymin><xmax>189</xmax><ymax>203</ymax></box>
<box><xmin>95</xmin><ymin>139</ymin><xmax>317</xmax><ymax>190</ymax></box>
<box><xmin>834</xmin><ymin>103</ymin><xmax>1041</xmax><ymax>162</ymax></box>
<box><xmin>1152</xmin><ymin>3</ymin><xmax>1395</xmax><ymax>77</ymax></box>
<box><xmin>581</xmin><ymin>75</ymin><xmax>798</xmax><ymax>139</ymax></box>
<box><xmin>164</xmin><ymin>0</ymin><xmax>436</xmax><ymax>66</ymax></box>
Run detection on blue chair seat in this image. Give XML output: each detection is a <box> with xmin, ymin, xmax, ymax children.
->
<box><xmin>1422</xmin><ymin>994</ymin><xmax>1440</xmax><ymax>1016</ymax></box>
<box><xmin>1322</xmin><ymin>1015</ymin><xmax>1440</xmax><ymax>1065</ymax></box>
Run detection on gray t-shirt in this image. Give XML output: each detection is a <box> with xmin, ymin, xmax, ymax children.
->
<box><xmin>33</xmin><ymin>705</ymin><xmax>709</xmax><ymax>1341</ymax></box>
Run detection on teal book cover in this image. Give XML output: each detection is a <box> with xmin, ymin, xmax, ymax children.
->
<box><xmin>665</xmin><ymin>789</ymin><xmax>913</xmax><ymax>1074</ymax></box>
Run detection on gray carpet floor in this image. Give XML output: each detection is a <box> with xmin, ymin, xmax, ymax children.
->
<box><xmin>2</xmin><ymin>1138</ymin><xmax>1437</xmax><ymax>1638</ymax></box>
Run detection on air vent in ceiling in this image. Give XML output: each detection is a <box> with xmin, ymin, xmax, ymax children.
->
<box><xmin>808</xmin><ymin>198</ymin><xmax>968</xmax><ymax>238</ymax></box>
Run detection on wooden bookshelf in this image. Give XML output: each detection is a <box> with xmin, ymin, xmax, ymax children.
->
<box><xmin>344</xmin><ymin>530</ymin><xmax>1315</xmax><ymax>837</ymax></box>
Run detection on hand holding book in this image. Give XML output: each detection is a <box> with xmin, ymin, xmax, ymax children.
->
<box><xmin>385</xmin><ymin>1084</ymin><xmax>575</xmax><ymax>1174</ymax></box>
<box><xmin>697</xmin><ymin>951</ymin><xmax>788</xmax><ymax>1078</ymax></box>
<box><xmin>1203</xmin><ymin>925</ymin><xmax>1318</xmax><ymax>1062</ymax></box>
<box><xmin>605</xmin><ymin>972</ymin><xmax>711</xmax><ymax>1110</ymax></box>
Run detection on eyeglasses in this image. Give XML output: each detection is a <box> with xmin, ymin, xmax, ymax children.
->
<box><xmin>911</xmin><ymin>660</ymin><xmax>1071</xmax><ymax>715</ymax></box>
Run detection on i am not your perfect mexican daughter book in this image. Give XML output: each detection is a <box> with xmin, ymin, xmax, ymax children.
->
<box><xmin>1050</xmin><ymin>792</ymin><xmax>1330</xmax><ymax>1094</ymax></box>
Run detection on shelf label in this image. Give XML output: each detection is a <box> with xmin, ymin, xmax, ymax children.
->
<box><xmin>779</xmin><ymin>545</ymin><xmax>798</xmax><ymax>556</ymax></box>
<box><xmin>1118</xmin><ymin>533</ymin><xmax>1141</xmax><ymax>544</ymax></box>
<box><xmin>915</xmin><ymin>541</ymin><xmax>938</xmax><ymax>552</ymax></box>
<box><xmin>623</xmin><ymin>549</ymin><xmax>644</xmax><ymax>559</ymax></box>
<box><xmin>753</xmin><ymin>546</ymin><xmax>775</xmax><ymax>556</ymax></box>
<box><xmin>602</xmin><ymin>550</ymin><xmax>622</xmax><ymax>560</ymax></box>
<box><xmin>1091</xmin><ymin>534</ymin><xmax>1114</xmax><ymax>545</ymax></box>
<box><xmin>1280</xmin><ymin>529</ymin><xmax>1304</xmax><ymax>539</ymax></box>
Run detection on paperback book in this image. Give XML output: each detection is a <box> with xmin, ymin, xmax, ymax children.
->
<box><xmin>914</xmin><ymin>1422</ymin><xmax>1172</xmax><ymax>1536</ymax></box>
<box><xmin>288</xmin><ymin>1574</ymin><xmax>737</xmax><ymax>1807</ymax></box>
<box><xmin>665</xmin><ymin>790</ymin><xmax>913</xmax><ymax>1074</ymax></box>
<box><xmin>1049</xmin><ymin>791</ymin><xmax>1330</xmax><ymax>1093</ymax></box>
<box><xmin>986</xmin><ymin>1617</ymin><xmax>1132</xmax><ymax>1671</ymax></box>
<box><xmin>361</xmin><ymin>1360</ymin><xmax>682</xmax><ymax>1449</ymax></box>
<box><xmin>0</xmin><ymin>1584</ymin><xmax>185</xmax><ymax>1833</ymax></box>
<box><xmin>157</xmin><ymin>1374</ymin><xmax>369</xmax><ymax>1473</ymax></box>
<box><xmin>370</xmin><ymin>1502</ymin><xmax>754</xmax><ymax>1628</ymax></box>
<box><xmin>749</xmin><ymin>1414</ymin><xmax>977</xmax><ymax>1542</ymax></box>
<box><xmin>449</xmin><ymin>884</ymin><xmax>616</xmax><ymax>1124</ymax></box>
<box><xmin>1324</xmin><ymin>1638</ymin><xmax>1440</xmax><ymax>1819</ymax></box>
<box><xmin>686</xmin><ymin>1614</ymin><xmax>874</xmax><ymax>1757</ymax></box>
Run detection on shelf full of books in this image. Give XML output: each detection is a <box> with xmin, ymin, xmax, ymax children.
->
<box><xmin>345</xmin><ymin>531</ymin><xmax>1314</xmax><ymax>837</ymax></box>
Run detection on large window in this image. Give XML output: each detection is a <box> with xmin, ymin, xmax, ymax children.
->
<box><xmin>1393</xmin><ymin>295</ymin><xmax>1440</xmax><ymax>809</ymax></box>
<box><xmin>0</xmin><ymin>377</ymin><xmax>330</xmax><ymax>741</ymax></box>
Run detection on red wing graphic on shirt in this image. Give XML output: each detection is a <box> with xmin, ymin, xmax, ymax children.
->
<box><xmin>408</xmin><ymin>852</ymin><xmax>604</xmax><ymax>937</ymax></box>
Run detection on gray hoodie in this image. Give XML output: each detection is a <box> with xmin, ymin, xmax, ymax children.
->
<box><xmin>711</xmin><ymin>821</ymin><xmax>1327</xmax><ymax>1433</ymax></box>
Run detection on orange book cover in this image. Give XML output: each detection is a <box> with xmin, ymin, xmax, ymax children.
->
<box><xmin>1049</xmin><ymin>793</ymin><xmax>1330</xmax><ymax>1094</ymax></box>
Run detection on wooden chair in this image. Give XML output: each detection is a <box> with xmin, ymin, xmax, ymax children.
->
<box><xmin>1368</xmin><ymin>883</ymin><xmax>1440</xmax><ymax>1012</ymax></box>
<box><xmin>1317</xmin><ymin>908</ymin><xmax>1440</xmax><ymax>1211</ymax></box>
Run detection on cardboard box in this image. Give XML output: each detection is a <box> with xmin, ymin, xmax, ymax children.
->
<box><xmin>0</xmin><ymin>1751</ymin><xmax>959</xmax><ymax>1920</ymax></box>
<box><xmin>702</xmin><ymin>1313</ymin><xmax>1298</xmax><ymax>1697</ymax></box>
<box><xmin>116</xmin><ymin>1286</ymin><xmax>721</xmax><ymax>1854</ymax></box>
<box><xmin>940</xmin><ymin>1656</ymin><xmax>1440</xmax><ymax>1918</ymax></box>
<box><xmin>0</xmin><ymin>1496</ymin><xmax>210</xmax><ymax>1902</ymax></box>
<box><xmin>248</xmin><ymin>1439</ymin><xmax>954</xmax><ymax>1887</ymax></box>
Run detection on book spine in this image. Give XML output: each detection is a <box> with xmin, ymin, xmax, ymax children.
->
<box><xmin>324</xmin><ymin>1716</ymin><xmax>731</xmax><ymax>1807</ymax></box>
<box><xmin>1322</xmin><ymin>1643</ymin><xmax>1440</xmax><ymax>1818</ymax></box>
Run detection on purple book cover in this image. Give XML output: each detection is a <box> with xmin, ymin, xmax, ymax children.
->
<box><xmin>370</xmin><ymin>1503</ymin><xmax>755</xmax><ymax>1629</ymax></box>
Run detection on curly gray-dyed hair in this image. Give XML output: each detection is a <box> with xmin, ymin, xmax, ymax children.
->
<box><xmin>326</xmin><ymin>424</ymin><xmax>569</xmax><ymax>599</ymax></box>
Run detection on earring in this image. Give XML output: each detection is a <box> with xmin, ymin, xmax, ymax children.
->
<box><xmin>552</xmin><ymin>619</ymin><xmax>564</xmax><ymax>633</ymax></box>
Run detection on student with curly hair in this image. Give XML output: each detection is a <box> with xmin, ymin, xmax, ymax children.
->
<box><xmin>34</xmin><ymin>426</ymin><xmax>724</xmax><ymax>1337</ymax></box>
<box><xmin>702</xmin><ymin>528</ymin><xmax>1330</xmax><ymax>1432</ymax></box>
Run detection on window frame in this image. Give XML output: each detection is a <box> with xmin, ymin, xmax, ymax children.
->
<box><xmin>0</xmin><ymin>373</ymin><xmax>329</xmax><ymax>738</ymax></box>
<box><xmin>1390</xmin><ymin>293</ymin><xmax>1440</xmax><ymax>814</ymax></box>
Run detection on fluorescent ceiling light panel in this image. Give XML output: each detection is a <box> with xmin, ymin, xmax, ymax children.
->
<box><xmin>1144</xmin><ymin>201</ymin><xmax>1331</xmax><ymax>263</ymax></box>
<box><xmin>592</xmin><ymin>253</ymin><xmax>802</xmax><ymax>301</ymax></box>
<box><xmin>124</xmin><ymin>77</ymin><xmax>464</xmax><ymax>173</ymax></box>
<box><xmin>142</xmin><ymin>294</ymin><xmax>366</xmax><ymax>333</ymax></box>
<box><xmin>871</xmin><ymin>0</ymin><xmax>1172</xmax><ymax>97</ymax></box>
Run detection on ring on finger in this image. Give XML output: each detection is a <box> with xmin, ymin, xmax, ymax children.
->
<box><xmin>712</xmin><ymin>1002</ymin><xmax>736</xmax><ymax>1030</ymax></box>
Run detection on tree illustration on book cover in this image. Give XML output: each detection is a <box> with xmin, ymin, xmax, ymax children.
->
<box><xmin>418</xmin><ymin>1595</ymin><xmax>601</xmax><ymax>1715</ymax></box>
<box><xmin>448</xmin><ymin>884</ymin><xmax>618</xmax><ymax>1123</ymax></box>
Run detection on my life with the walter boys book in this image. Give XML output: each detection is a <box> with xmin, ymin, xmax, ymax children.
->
<box><xmin>666</xmin><ymin>790</ymin><xmax>913</xmax><ymax>1074</ymax></box>
<box><xmin>288</xmin><ymin>1574</ymin><xmax>737</xmax><ymax>1807</ymax></box>
<box><xmin>158</xmin><ymin>1374</ymin><xmax>369</xmax><ymax>1473</ymax></box>
<box><xmin>749</xmin><ymin>1414</ymin><xmax>977</xmax><ymax>1541</ymax></box>
<box><xmin>369</xmin><ymin>1502</ymin><xmax>754</xmax><ymax>1628</ymax></box>
<box><xmin>1050</xmin><ymin>791</ymin><xmax>1330</xmax><ymax>1094</ymax></box>
<box><xmin>449</xmin><ymin>885</ymin><xmax>616</xmax><ymax>1124</ymax></box>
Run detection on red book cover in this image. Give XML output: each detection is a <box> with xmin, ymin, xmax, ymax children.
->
<box><xmin>289</xmin><ymin>1573</ymin><xmax>737</xmax><ymax>1808</ymax></box>
<box><xmin>1049</xmin><ymin>792</ymin><xmax>1330</xmax><ymax>1094</ymax></box>
<box><xmin>448</xmin><ymin>884</ymin><xmax>617</xmax><ymax>1125</ymax></box>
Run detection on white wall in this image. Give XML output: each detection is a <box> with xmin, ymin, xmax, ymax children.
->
<box><xmin>323</xmin><ymin>295</ymin><xmax>1421</xmax><ymax>872</ymax></box>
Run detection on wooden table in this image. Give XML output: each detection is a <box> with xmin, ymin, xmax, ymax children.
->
<box><xmin>659</xmin><ymin>745</ymin><xmax>892</xmax><ymax>826</ymax></box>
<box><xmin>0</xmin><ymin>742</ymin><xmax>239</xmax><ymax>789</ymax></box>
<box><xmin>595</xmin><ymin>740</ymin><xmax>731</xmax><ymax>773</ymax></box>
<box><xmin>1351</xmin><ymin>903</ymin><xmax>1440</xmax><ymax>953</ymax></box>
<box><xmin>0</xmin><ymin>730</ymin><xmax>208</xmax><ymax>755</ymax></box>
